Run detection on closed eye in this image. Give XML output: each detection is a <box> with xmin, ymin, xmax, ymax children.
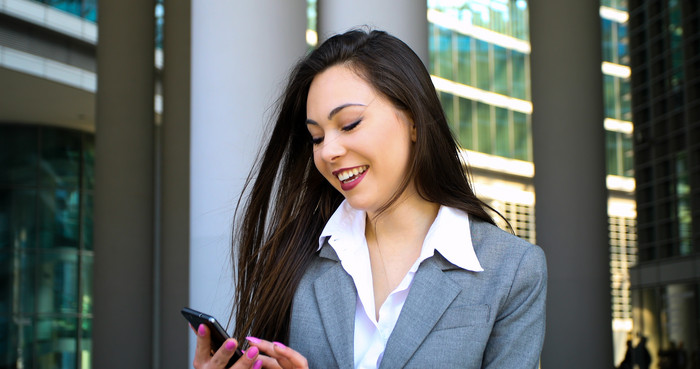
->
<box><xmin>309</xmin><ymin>119</ymin><xmax>360</xmax><ymax>145</ymax></box>
<box><xmin>342</xmin><ymin>119</ymin><xmax>361</xmax><ymax>132</ymax></box>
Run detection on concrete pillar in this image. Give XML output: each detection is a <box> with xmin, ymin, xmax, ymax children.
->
<box><xmin>93</xmin><ymin>0</ymin><xmax>155</xmax><ymax>367</ymax></box>
<box><xmin>318</xmin><ymin>0</ymin><xmax>428</xmax><ymax>64</ymax></box>
<box><xmin>529</xmin><ymin>1</ymin><xmax>613</xmax><ymax>367</ymax></box>
<box><xmin>158</xmin><ymin>0</ymin><xmax>191</xmax><ymax>367</ymax></box>
<box><xmin>189</xmin><ymin>0</ymin><xmax>307</xmax><ymax>363</ymax></box>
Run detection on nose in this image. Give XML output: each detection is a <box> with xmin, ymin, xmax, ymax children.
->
<box><xmin>318</xmin><ymin>134</ymin><xmax>346</xmax><ymax>163</ymax></box>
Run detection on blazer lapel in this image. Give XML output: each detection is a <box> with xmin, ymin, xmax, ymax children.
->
<box><xmin>314</xmin><ymin>244</ymin><xmax>356</xmax><ymax>369</ymax></box>
<box><xmin>379</xmin><ymin>255</ymin><xmax>461</xmax><ymax>369</ymax></box>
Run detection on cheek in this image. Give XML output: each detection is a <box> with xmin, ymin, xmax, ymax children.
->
<box><xmin>313</xmin><ymin>152</ymin><xmax>333</xmax><ymax>181</ymax></box>
<box><xmin>312</xmin><ymin>151</ymin><xmax>323</xmax><ymax>173</ymax></box>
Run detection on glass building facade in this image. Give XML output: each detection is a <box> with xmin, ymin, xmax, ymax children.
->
<box><xmin>428</xmin><ymin>1</ymin><xmax>532</xmax><ymax>161</ymax></box>
<box><xmin>629</xmin><ymin>0</ymin><xmax>700</xmax><ymax>367</ymax></box>
<box><xmin>31</xmin><ymin>0</ymin><xmax>97</xmax><ymax>22</ymax></box>
<box><xmin>427</xmin><ymin>1</ymin><xmax>638</xmax><ymax>365</ymax></box>
<box><xmin>0</xmin><ymin>125</ymin><xmax>94</xmax><ymax>369</ymax></box>
<box><xmin>427</xmin><ymin>0</ymin><xmax>537</xmax><ymax>251</ymax></box>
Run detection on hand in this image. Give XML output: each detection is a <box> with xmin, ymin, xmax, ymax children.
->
<box><xmin>192</xmin><ymin>324</ymin><xmax>263</xmax><ymax>369</ymax></box>
<box><xmin>245</xmin><ymin>337</ymin><xmax>309</xmax><ymax>369</ymax></box>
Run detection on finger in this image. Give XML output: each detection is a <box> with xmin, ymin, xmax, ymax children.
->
<box><xmin>271</xmin><ymin>342</ymin><xmax>308</xmax><ymax>368</ymax></box>
<box><xmin>255</xmin><ymin>355</ymin><xmax>283</xmax><ymax>369</ymax></box>
<box><xmin>193</xmin><ymin>324</ymin><xmax>213</xmax><ymax>367</ymax></box>
<box><xmin>229</xmin><ymin>344</ymin><xmax>264</xmax><ymax>369</ymax></box>
<box><xmin>247</xmin><ymin>337</ymin><xmax>307</xmax><ymax>369</ymax></box>
<box><xmin>210</xmin><ymin>338</ymin><xmax>240</xmax><ymax>368</ymax></box>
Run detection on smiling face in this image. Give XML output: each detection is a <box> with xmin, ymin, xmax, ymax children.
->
<box><xmin>306</xmin><ymin>65</ymin><xmax>416</xmax><ymax>216</ymax></box>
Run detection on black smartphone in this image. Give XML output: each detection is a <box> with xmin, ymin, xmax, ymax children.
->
<box><xmin>181</xmin><ymin>307</ymin><xmax>243</xmax><ymax>366</ymax></box>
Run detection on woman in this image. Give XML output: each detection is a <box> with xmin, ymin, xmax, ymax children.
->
<box><xmin>193</xmin><ymin>29</ymin><xmax>547</xmax><ymax>369</ymax></box>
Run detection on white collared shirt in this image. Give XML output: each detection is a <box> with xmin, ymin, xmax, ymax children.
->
<box><xmin>318</xmin><ymin>200</ymin><xmax>483</xmax><ymax>369</ymax></box>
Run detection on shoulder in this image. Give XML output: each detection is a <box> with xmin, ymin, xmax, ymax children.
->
<box><xmin>462</xmin><ymin>218</ymin><xmax>547</xmax><ymax>299</ymax></box>
<box><xmin>469</xmin><ymin>218</ymin><xmax>546</xmax><ymax>270</ymax></box>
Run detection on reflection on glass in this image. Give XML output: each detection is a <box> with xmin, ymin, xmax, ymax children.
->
<box><xmin>475</xmin><ymin>39</ymin><xmax>490</xmax><ymax>91</ymax></box>
<box><xmin>37</xmin><ymin>252</ymin><xmax>79</xmax><ymax>314</ymax></box>
<box><xmin>36</xmin><ymin>317</ymin><xmax>77</xmax><ymax>368</ymax></box>
<box><xmin>511</xmin><ymin>51</ymin><xmax>527</xmax><ymax>100</ymax></box>
<box><xmin>0</xmin><ymin>315</ymin><xmax>35</xmax><ymax>368</ymax></box>
<box><xmin>39</xmin><ymin>189</ymin><xmax>81</xmax><ymax>249</ymax></box>
<box><xmin>20</xmin><ymin>251</ymin><xmax>35</xmax><ymax>313</ymax></box>
<box><xmin>513</xmin><ymin>111</ymin><xmax>529</xmax><ymax>161</ymax></box>
<box><xmin>620</xmin><ymin>77</ymin><xmax>631</xmax><ymax>121</ymax></box>
<box><xmin>83</xmin><ymin>137</ymin><xmax>95</xmax><ymax>190</ymax></box>
<box><xmin>81</xmin><ymin>254</ymin><xmax>93</xmax><ymax>314</ymax></box>
<box><xmin>0</xmin><ymin>252</ymin><xmax>8</xmax><ymax>316</ymax></box>
<box><xmin>440</xmin><ymin>91</ymin><xmax>455</xmax><ymax>127</ymax></box>
<box><xmin>81</xmin><ymin>318</ymin><xmax>92</xmax><ymax>369</ymax></box>
<box><xmin>0</xmin><ymin>190</ymin><xmax>38</xmax><ymax>249</ymax></box>
<box><xmin>428</xmin><ymin>23</ymin><xmax>438</xmax><ymax>76</ymax></box>
<box><xmin>456</xmin><ymin>34</ymin><xmax>472</xmax><ymax>86</ymax></box>
<box><xmin>493</xmin><ymin>45</ymin><xmax>508</xmax><ymax>96</ymax></box>
<box><xmin>607</xmin><ymin>131</ymin><xmax>619</xmax><ymax>175</ymax></box>
<box><xmin>602</xmin><ymin>18</ymin><xmax>613</xmax><ymax>63</ymax></box>
<box><xmin>676</xmin><ymin>153</ymin><xmax>691</xmax><ymax>255</ymax></box>
<box><xmin>604</xmin><ymin>74</ymin><xmax>617</xmax><ymax>119</ymax></box>
<box><xmin>2</xmin><ymin>122</ymin><xmax>94</xmax><ymax>369</ymax></box>
<box><xmin>477</xmin><ymin>102</ymin><xmax>491</xmax><ymax>154</ymax></box>
<box><xmin>495</xmin><ymin>107</ymin><xmax>509</xmax><ymax>157</ymax></box>
<box><xmin>438</xmin><ymin>26</ymin><xmax>454</xmax><ymax>80</ymax></box>
<box><xmin>428</xmin><ymin>0</ymin><xmax>529</xmax><ymax>40</ymax></box>
<box><xmin>0</xmin><ymin>126</ymin><xmax>38</xmax><ymax>186</ymax></box>
<box><xmin>82</xmin><ymin>192</ymin><xmax>93</xmax><ymax>251</ymax></box>
<box><xmin>34</xmin><ymin>0</ymin><xmax>97</xmax><ymax>22</ymax></box>
<box><xmin>618</xmin><ymin>22</ymin><xmax>629</xmax><ymax>65</ymax></box>
<box><xmin>40</xmin><ymin>129</ymin><xmax>81</xmax><ymax>189</ymax></box>
<box><xmin>458</xmin><ymin>97</ymin><xmax>474</xmax><ymax>150</ymax></box>
<box><xmin>668</xmin><ymin>0</ymin><xmax>683</xmax><ymax>86</ymax></box>
<box><xmin>622</xmin><ymin>133</ymin><xmax>633</xmax><ymax>177</ymax></box>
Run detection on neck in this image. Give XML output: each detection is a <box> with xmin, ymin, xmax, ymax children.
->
<box><xmin>365</xmin><ymin>191</ymin><xmax>440</xmax><ymax>253</ymax></box>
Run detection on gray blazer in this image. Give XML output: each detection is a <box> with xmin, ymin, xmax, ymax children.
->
<box><xmin>288</xmin><ymin>218</ymin><xmax>547</xmax><ymax>369</ymax></box>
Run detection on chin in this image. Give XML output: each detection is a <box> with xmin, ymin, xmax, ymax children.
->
<box><xmin>344</xmin><ymin>196</ymin><xmax>382</xmax><ymax>214</ymax></box>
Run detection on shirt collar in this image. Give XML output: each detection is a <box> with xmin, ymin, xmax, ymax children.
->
<box><xmin>319</xmin><ymin>200</ymin><xmax>483</xmax><ymax>272</ymax></box>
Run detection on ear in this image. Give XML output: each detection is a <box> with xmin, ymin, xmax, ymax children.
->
<box><xmin>411</xmin><ymin>123</ymin><xmax>417</xmax><ymax>142</ymax></box>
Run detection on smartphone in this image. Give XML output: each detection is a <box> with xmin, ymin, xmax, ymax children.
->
<box><xmin>181</xmin><ymin>307</ymin><xmax>243</xmax><ymax>366</ymax></box>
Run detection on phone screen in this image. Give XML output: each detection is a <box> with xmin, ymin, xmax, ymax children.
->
<box><xmin>181</xmin><ymin>307</ymin><xmax>243</xmax><ymax>366</ymax></box>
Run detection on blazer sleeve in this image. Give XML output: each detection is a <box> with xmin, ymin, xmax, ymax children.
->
<box><xmin>482</xmin><ymin>244</ymin><xmax>547</xmax><ymax>369</ymax></box>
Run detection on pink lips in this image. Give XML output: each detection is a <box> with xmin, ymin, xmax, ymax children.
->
<box><xmin>333</xmin><ymin>166</ymin><xmax>368</xmax><ymax>192</ymax></box>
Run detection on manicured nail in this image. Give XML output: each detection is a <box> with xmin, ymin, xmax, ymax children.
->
<box><xmin>225</xmin><ymin>340</ymin><xmax>237</xmax><ymax>351</ymax></box>
<box><xmin>252</xmin><ymin>360</ymin><xmax>263</xmax><ymax>369</ymax></box>
<box><xmin>246</xmin><ymin>346</ymin><xmax>259</xmax><ymax>359</ymax></box>
<box><xmin>246</xmin><ymin>336</ymin><xmax>262</xmax><ymax>344</ymax></box>
<box><xmin>197</xmin><ymin>324</ymin><xmax>206</xmax><ymax>337</ymax></box>
<box><xmin>273</xmin><ymin>341</ymin><xmax>286</xmax><ymax>350</ymax></box>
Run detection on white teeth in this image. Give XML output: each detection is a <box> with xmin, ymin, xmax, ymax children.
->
<box><xmin>337</xmin><ymin>166</ymin><xmax>367</xmax><ymax>182</ymax></box>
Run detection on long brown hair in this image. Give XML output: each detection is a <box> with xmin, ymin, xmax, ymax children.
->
<box><xmin>232</xmin><ymin>29</ymin><xmax>498</xmax><ymax>343</ymax></box>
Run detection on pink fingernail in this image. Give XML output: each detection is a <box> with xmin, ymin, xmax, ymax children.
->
<box><xmin>225</xmin><ymin>340</ymin><xmax>237</xmax><ymax>351</ymax></box>
<box><xmin>197</xmin><ymin>324</ymin><xmax>206</xmax><ymax>337</ymax></box>
<box><xmin>273</xmin><ymin>341</ymin><xmax>286</xmax><ymax>349</ymax></box>
<box><xmin>246</xmin><ymin>336</ymin><xmax>262</xmax><ymax>344</ymax></box>
<box><xmin>246</xmin><ymin>346</ymin><xmax>259</xmax><ymax>359</ymax></box>
<box><xmin>253</xmin><ymin>360</ymin><xmax>263</xmax><ymax>369</ymax></box>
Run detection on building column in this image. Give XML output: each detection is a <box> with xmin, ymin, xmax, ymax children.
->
<box><xmin>317</xmin><ymin>0</ymin><xmax>428</xmax><ymax>64</ymax></box>
<box><xmin>529</xmin><ymin>1</ymin><xmax>613</xmax><ymax>367</ymax></box>
<box><xmin>93</xmin><ymin>0</ymin><xmax>155</xmax><ymax>367</ymax></box>
<box><xmin>158</xmin><ymin>0</ymin><xmax>191</xmax><ymax>367</ymax></box>
<box><xmin>188</xmin><ymin>0</ymin><xmax>307</xmax><ymax>362</ymax></box>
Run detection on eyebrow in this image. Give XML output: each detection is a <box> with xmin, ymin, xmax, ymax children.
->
<box><xmin>306</xmin><ymin>103</ymin><xmax>366</xmax><ymax>125</ymax></box>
